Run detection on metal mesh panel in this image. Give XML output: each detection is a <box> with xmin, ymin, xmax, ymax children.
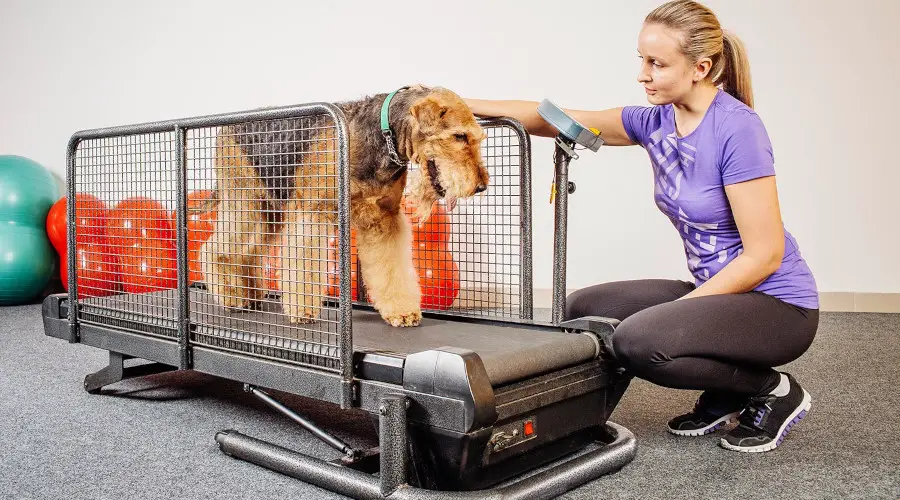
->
<box><xmin>353</xmin><ymin>119</ymin><xmax>532</xmax><ymax>320</ymax></box>
<box><xmin>187</xmin><ymin>115</ymin><xmax>344</xmax><ymax>371</ymax></box>
<box><xmin>451</xmin><ymin>120</ymin><xmax>531</xmax><ymax>318</ymax></box>
<box><xmin>72</xmin><ymin>132</ymin><xmax>179</xmax><ymax>338</ymax></box>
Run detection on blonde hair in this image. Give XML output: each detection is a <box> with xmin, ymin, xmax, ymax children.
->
<box><xmin>646</xmin><ymin>0</ymin><xmax>754</xmax><ymax>108</ymax></box>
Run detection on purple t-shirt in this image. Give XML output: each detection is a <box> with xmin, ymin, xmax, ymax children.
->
<box><xmin>621</xmin><ymin>90</ymin><xmax>819</xmax><ymax>309</ymax></box>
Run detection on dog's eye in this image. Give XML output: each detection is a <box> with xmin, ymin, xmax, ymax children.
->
<box><xmin>454</xmin><ymin>133</ymin><xmax>468</xmax><ymax>142</ymax></box>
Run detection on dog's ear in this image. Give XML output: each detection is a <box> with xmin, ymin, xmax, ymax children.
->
<box><xmin>409</xmin><ymin>96</ymin><xmax>448</xmax><ymax>130</ymax></box>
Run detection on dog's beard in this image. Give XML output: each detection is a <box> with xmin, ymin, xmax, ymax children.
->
<box><xmin>405</xmin><ymin>168</ymin><xmax>439</xmax><ymax>222</ymax></box>
<box><xmin>426</xmin><ymin>159</ymin><xmax>458</xmax><ymax>212</ymax></box>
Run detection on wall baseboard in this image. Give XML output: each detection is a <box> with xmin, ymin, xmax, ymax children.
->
<box><xmin>817</xmin><ymin>292</ymin><xmax>900</xmax><ymax>313</ymax></box>
<box><xmin>530</xmin><ymin>289</ymin><xmax>900</xmax><ymax>313</ymax></box>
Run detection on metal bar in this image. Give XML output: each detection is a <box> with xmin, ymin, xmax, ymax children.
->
<box><xmin>245</xmin><ymin>385</ymin><xmax>356</xmax><ymax>457</ymax></box>
<box><xmin>191</xmin><ymin>346</ymin><xmax>345</xmax><ymax>406</ymax></box>
<box><xmin>551</xmin><ymin>139</ymin><xmax>575</xmax><ymax>325</ymax></box>
<box><xmin>515</xmin><ymin>120</ymin><xmax>533</xmax><ymax>320</ymax></box>
<box><xmin>175</xmin><ymin>126</ymin><xmax>190</xmax><ymax>369</ymax></box>
<box><xmin>213</xmin><ymin>422</ymin><xmax>636</xmax><ymax>500</ymax></box>
<box><xmin>215</xmin><ymin>430</ymin><xmax>382</xmax><ymax>499</ymax></box>
<box><xmin>68</xmin><ymin>103</ymin><xmax>344</xmax><ymax>142</ymax></box>
<box><xmin>335</xmin><ymin>110</ymin><xmax>355</xmax><ymax>409</ymax></box>
<box><xmin>78</xmin><ymin>324</ymin><xmax>181</xmax><ymax>367</ymax></box>
<box><xmin>379</xmin><ymin>395</ymin><xmax>409</xmax><ymax>497</ymax></box>
<box><xmin>65</xmin><ymin>137</ymin><xmax>79</xmax><ymax>342</ymax></box>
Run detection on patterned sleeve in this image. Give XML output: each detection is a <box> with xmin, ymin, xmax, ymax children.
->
<box><xmin>621</xmin><ymin>106</ymin><xmax>658</xmax><ymax>147</ymax></box>
<box><xmin>719</xmin><ymin>111</ymin><xmax>777</xmax><ymax>185</ymax></box>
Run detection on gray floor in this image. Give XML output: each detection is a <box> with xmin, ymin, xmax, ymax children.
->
<box><xmin>1</xmin><ymin>303</ymin><xmax>898</xmax><ymax>499</ymax></box>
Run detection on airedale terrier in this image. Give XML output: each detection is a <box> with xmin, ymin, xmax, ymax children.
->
<box><xmin>198</xmin><ymin>85</ymin><xmax>488</xmax><ymax>327</ymax></box>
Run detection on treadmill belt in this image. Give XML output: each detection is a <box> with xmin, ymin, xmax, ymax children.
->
<box><xmin>78</xmin><ymin>289</ymin><xmax>600</xmax><ymax>386</ymax></box>
<box><xmin>350</xmin><ymin>310</ymin><xmax>599</xmax><ymax>386</ymax></box>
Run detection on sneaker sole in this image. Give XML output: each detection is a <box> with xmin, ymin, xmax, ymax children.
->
<box><xmin>667</xmin><ymin>412</ymin><xmax>740</xmax><ymax>437</ymax></box>
<box><xmin>719</xmin><ymin>389</ymin><xmax>812</xmax><ymax>453</ymax></box>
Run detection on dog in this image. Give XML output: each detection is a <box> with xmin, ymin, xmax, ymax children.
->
<box><xmin>197</xmin><ymin>85</ymin><xmax>488</xmax><ymax>327</ymax></box>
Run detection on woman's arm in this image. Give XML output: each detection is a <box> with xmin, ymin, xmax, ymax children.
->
<box><xmin>678</xmin><ymin>176</ymin><xmax>785</xmax><ymax>300</ymax></box>
<box><xmin>463</xmin><ymin>98</ymin><xmax>636</xmax><ymax>146</ymax></box>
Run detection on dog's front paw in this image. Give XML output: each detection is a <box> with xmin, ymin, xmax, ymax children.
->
<box><xmin>382</xmin><ymin>309</ymin><xmax>422</xmax><ymax>328</ymax></box>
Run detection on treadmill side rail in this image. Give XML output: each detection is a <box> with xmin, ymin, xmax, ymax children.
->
<box><xmin>403</xmin><ymin>347</ymin><xmax>498</xmax><ymax>433</ymax></box>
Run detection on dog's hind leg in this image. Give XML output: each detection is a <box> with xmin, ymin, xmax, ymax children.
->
<box><xmin>199</xmin><ymin>128</ymin><xmax>269</xmax><ymax>310</ymax></box>
<box><xmin>355</xmin><ymin>209</ymin><xmax>422</xmax><ymax>328</ymax></box>
<box><xmin>278</xmin><ymin>127</ymin><xmax>338</xmax><ymax>324</ymax></box>
<box><xmin>279</xmin><ymin>201</ymin><xmax>334</xmax><ymax>324</ymax></box>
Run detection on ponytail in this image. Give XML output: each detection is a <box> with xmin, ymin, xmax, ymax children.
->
<box><xmin>717</xmin><ymin>30</ymin><xmax>754</xmax><ymax>108</ymax></box>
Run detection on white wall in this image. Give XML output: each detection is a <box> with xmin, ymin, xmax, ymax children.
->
<box><xmin>1</xmin><ymin>0</ymin><xmax>897</xmax><ymax>294</ymax></box>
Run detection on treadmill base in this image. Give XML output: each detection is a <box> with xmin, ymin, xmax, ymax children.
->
<box><xmin>216</xmin><ymin>397</ymin><xmax>636</xmax><ymax>499</ymax></box>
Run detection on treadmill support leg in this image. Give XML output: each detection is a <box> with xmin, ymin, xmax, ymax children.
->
<box><xmin>379</xmin><ymin>394</ymin><xmax>409</xmax><ymax>497</ymax></box>
<box><xmin>84</xmin><ymin>351</ymin><xmax>177</xmax><ymax>394</ymax></box>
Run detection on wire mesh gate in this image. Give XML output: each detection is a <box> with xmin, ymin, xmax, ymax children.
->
<box><xmin>66</xmin><ymin>103</ymin><xmax>533</xmax><ymax>400</ymax></box>
<box><xmin>351</xmin><ymin>117</ymin><xmax>532</xmax><ymax>320</ymax></box>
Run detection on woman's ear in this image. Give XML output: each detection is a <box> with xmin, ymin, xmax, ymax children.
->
<box><xmin>694</xmin><ymin>56</ymin><xmax>713</xmax><ymax>82</ymax></box>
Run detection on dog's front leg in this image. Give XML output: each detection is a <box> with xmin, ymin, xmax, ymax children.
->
<box><xmin>356</xmin><ymin>212</ymin><xmax>422</xmax><ymax>327</ymax></box>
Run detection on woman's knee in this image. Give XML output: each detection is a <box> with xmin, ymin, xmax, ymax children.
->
<box><xmin>611</xmin><ymin>316</ymin><xmax>661</xmax><ymax>369</ymax></box>
<box><xmin>612</xmin><ymin>319</ymin><xmax>652</xmax><ymax>367</ymax></box>
<box><xmin>564</xmin><ymin>286</ymin><xmax>597</xmax><ymax>320</ymax></box>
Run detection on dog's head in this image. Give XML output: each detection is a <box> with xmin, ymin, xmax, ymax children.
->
<box><xmin>406</xmin><ymin>87</ymin><xmax>489</xmax><ymax>214</ymax></box>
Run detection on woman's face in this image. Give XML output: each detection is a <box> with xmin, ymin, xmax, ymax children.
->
<box><xmin>636</xmin><ymin>23</ymin><xmax>709</xmax><ymax>105</ymax></box>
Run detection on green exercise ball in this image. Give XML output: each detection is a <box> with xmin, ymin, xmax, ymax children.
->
<box><xmin>0</xmin><ymin>225</ymin><xmax>56</xmax><ymax>305</ymax></box>
<box><xmin>0</xmin><ymin>155</ymin><xmax>60</xmax><ymax>306</ymax></box>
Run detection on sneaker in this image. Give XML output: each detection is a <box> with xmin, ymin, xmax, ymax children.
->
<box><xmin>720</xmin><ymin>372</ymin><xmax>811</xmax><ymax>453</ymax></box>
<box><xmin>667</xmin><ymin>391</ymin><xmax>748</xmax><ymax>437</ymax></box>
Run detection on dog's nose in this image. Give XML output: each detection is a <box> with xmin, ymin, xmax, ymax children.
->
<box><xmin>474</xmin><ymin>183</ymin><xmax>487</xmax><ymax>194</ymax></box>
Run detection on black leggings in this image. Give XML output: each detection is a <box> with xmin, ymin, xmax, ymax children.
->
<box><xmin>565</xmin><ymin>280</ymin><xmax>819</xmax><ymax>396</ymax></box>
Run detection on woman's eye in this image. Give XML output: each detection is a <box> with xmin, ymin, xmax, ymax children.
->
<box><xmin>454</xmin><ymin>133</ymin><xmax>467</xmax><ymax>142</ymax></box>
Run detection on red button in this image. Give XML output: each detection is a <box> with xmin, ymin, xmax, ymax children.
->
<box><xmin>523</xmin><ymin>421</ymin><xmax>534</xmax><ymax>436</ymax></box>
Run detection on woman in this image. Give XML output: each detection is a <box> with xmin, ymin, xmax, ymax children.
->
<box><xmin>464</xmin><ymin>0</ymin><xmax>819</xmax><ymax>453</ymax></box>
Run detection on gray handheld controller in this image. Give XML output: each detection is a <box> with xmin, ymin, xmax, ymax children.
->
<box><xmin>537</xmin><ymin>99</ymin><xmax>605</xmax><ymax>152</ymax></box>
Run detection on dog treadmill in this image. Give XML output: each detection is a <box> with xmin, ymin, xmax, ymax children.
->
<box><xmin>41</xmin><ymin>101</ymin><xmax>636</xmax><ymax>498</ymax></box>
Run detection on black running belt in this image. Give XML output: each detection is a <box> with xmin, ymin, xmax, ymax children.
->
<box><xmin>350</xmin><ymin>309</ymin><xmax>598</xmax><ymax>386</ymax></box>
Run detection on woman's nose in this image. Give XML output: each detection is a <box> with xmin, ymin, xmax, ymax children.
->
<box><xmin>637</xmin><ymin>63</ymin><xmax>651</xmax><ymax>83</ymax></box>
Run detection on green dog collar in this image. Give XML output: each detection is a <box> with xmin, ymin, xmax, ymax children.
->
<box><xmin>380</xmin><ymin>86</ymin><xmax>410</xmax><ymax>167</ymax></box>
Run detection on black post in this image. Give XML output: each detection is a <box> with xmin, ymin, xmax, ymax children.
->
<box><xmin>551</xmin><ymin>138</ymin><xmax>575</xmax><ymax>325</ymax></box>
